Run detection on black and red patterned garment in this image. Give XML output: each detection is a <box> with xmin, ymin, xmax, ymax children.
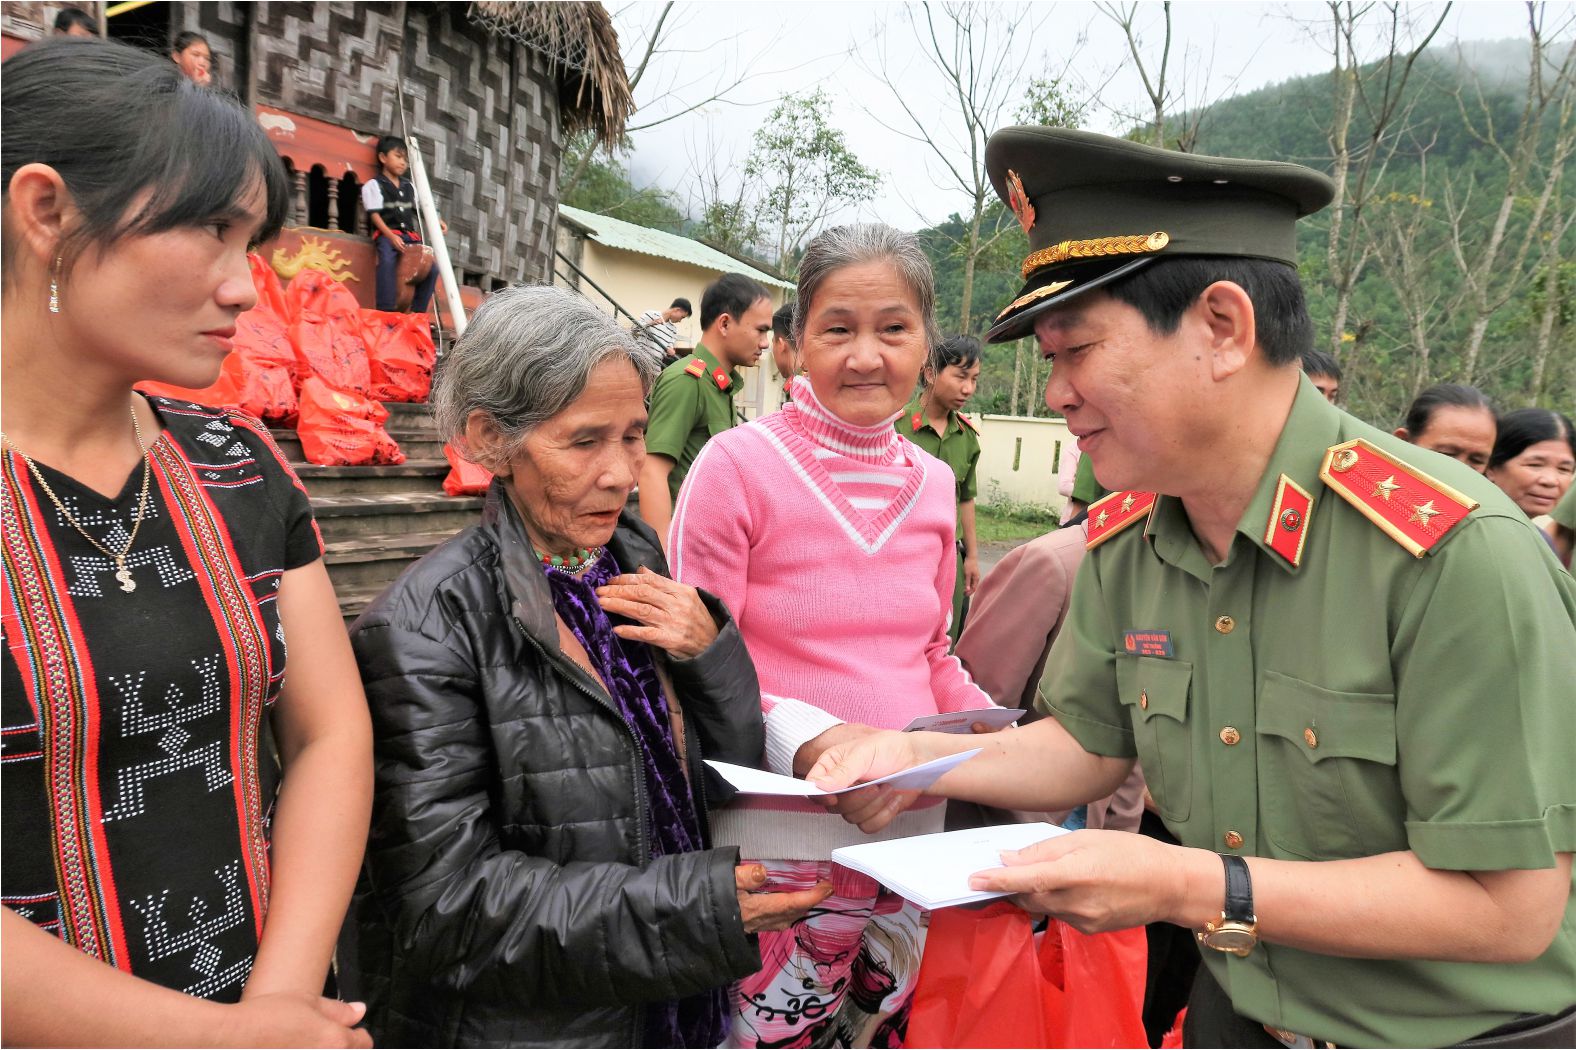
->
<box><xmin>0</xmin><ymin>396</ymin><xmax>323</xmax><ymax>1001</ymax></box>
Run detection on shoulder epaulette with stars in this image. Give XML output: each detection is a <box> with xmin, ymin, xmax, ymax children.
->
<box><xmin>1085</xmin><ymin>489</ymin><xmax>1156</xmax><ymax>550</ymax></box>
<box><xmin>1318</xmin><ymin>438</ymin><xmax>1478</xmax><ymax>557</ymax></box>
<box><xmin>683</xmin><ymin>358</ymin><xmax>707</xmax><ymax>379</ymax></box>
<box><xmin>956</xmin><ymin>412</ymin><xmax>980</xmax><ymax>435</ymax></box>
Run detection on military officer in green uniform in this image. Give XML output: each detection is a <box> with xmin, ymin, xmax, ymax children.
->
<box><xmin>638</xmin><ymin>272</ymin><xmax>774</xmax><ymax>544</ymax></box>
<box><xmin>900</xmin><ymin>334</ymin><xmax>983</xmax><ymax>645</ymax></box>
<box><xmin>809</xmin><ymin>128</ymin><xmax>1576</xmax><ymax>1048</ymax></box>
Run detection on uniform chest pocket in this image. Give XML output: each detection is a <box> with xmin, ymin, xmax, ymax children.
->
<box><xmin>704</xmin><ymin>395</ymin><xmax>735</xmax><ymax>437</ymax></box>
<box><xmin>1115</xmin><ymin>656</ymin><xmax>1193</xmax><ymax>823</ymax></box>
<box><xmin>1255</xmin><ymin>670</ymin><xmax>1407</xmax><ymax>861</ymax></box>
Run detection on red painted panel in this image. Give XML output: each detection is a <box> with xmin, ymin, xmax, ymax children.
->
<box><xmin>255</xmin><ymin>104</ymin><xmax>379</xmax><ymax>181</ymax></box>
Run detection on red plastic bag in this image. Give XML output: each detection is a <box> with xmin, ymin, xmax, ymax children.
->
<box><xmin>295</xmin><ymin>376</ymin><xmax>404</xmax><ymax>466</ymax></box>
<box><xmin>229</xmin><ymin>309</ymin><xmax>299</xmax><ymax>423</ymax></box>
<box><xmin>904</xmin><ymin>902</ymin><xmax>1148</xmax><ymax>1049</ymax></box>
<box><xmin>248</xmin><ymin>252</ymin><xmax>290</xmax><ymax>321</ymax></box>
<box><xmin>361</xmin><ymin>309</ymin><xmax>438</xmax><ymax>402</ymax></box>
<box><xmin>137</xmin><ymin>309</ymin><xmax>297</xmax><ymax>424</ymax></box>
<box><xmin>441</xmin><ymin>442</ymin><xmax>492</xmax><ymax>496</ymax></box>
<box><xmin>286</xmin><ymin>269</ymin><xmax>372</xmax><ymax>395</ymax></box>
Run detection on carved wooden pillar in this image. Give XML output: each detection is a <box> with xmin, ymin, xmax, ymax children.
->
<box><xmin>326</xmin><ymin>180</ymin><xmax>339</xmax><ymax>229</ymax></box>
<box><xmin>292</xmin><ymin>169</ymin><xmax>308</xmax><ymax>226</ymax></box>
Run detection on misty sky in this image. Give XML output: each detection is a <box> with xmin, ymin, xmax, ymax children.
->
<box><xmin>609</xmin><ymin>1</ymin><xmax>1538</xmax><ymax>234</ymax></box>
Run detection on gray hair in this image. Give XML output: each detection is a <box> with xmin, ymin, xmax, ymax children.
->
<box><xmin>791</xmin><ymin>224</ymin><xmax>940</xmax><ymax>350</ymax></box>
<box><xmin>433</xmin><ymin>284</ymin><xmax>662</xmax><ymax>469</ymax></box>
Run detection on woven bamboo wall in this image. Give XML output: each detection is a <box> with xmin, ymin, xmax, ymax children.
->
<box><xmin>1</xmin><ymin>1</ymin><xmax>564</xmax><ymax>287</ymax></box>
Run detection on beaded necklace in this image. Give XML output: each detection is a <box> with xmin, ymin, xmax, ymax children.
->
<box><xmin>535</xmin><ymin>545</ymin><xmax>603</xmax><ymax>574</ymax></box>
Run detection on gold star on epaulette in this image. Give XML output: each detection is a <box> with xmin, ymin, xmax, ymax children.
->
<box><xmin>1409</xmin><ymin>500</ymin><xmax>1440</xmax><ymax>527</ymax></box>
<box><xmin>1374</xmin><ymin>475</ymin><xmax>1400</xmax><ymax>501</ymax></box>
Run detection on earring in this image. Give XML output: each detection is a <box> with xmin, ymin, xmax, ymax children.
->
<box><xmin>48</xmin><ymin>254</ymin><xmax>61</xmax><ymax>314</ymax></box>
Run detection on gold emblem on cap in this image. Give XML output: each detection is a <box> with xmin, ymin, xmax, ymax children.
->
<box><xmin>1005</xmin><ymin>169</ymin><xmax>1035</xmax><ymax>234</ymax></box>
<box><xmin>995</xmin><ymin>279</ymin><xmax>1074</xmax><ymax>321</ymax></box>
<box><xmin>1021</xmin><ymin>231</ymin><xmax>1171</xmax><ymax>280</ymax></box>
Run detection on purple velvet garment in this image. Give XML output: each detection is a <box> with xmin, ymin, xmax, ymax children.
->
<box><xmin>543</xmin><ymin>549</ymin><xmax>724</xmax><ymax>1049</ymax></box>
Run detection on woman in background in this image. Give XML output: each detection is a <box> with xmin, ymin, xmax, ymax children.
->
<box><xmin>1394</xmin><ymin>383</ymin><xmax>1497</xmax><ymax>473</ymax></box>
<box><xmin>1487</xmin><ymin>408</ymin><xmax>1575</xmax><ymax>522</ymax></box>
<box><xmin>170</xmin><ymin>31</ymin><xmax>212</xmax><ymax>86</ymax></box>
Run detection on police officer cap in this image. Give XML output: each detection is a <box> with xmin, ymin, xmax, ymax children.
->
<box><xmin>983</xmin><ymin>126</ymin><xmax>1336</xmax><ymax>343</ymax></box>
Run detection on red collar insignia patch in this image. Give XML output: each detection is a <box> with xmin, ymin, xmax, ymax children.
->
<box><xmin>1264</xmin><ymin>474</ymin><xmax>1314</xmax><ymax>567</ymax></box>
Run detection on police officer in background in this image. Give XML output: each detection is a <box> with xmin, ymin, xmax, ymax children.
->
<box><xmin>811</xmin><ymin>128</ymin><xmax>1576</xmax><ymax>1048</ymax></box>
<box><xmin>639</xmin><ymin>273</ymin><xmax>774</xmax><ymax>544</ymax></box>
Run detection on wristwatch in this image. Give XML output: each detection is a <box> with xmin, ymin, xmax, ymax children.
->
<box><xmin>1197</xmin><ymin>854</ymin><xmax>1259</xmax><ymax>957</ymax></box>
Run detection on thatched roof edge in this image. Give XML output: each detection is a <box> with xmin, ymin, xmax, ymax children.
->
<box><xmin>468</xmin><ymin>1</ymin><xmax>632</xmax><ymax>144</ymax></box>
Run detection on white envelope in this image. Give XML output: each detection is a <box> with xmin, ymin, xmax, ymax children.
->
<box><xmin>902</xmin><ymin>708</ymin><xmax>1025</xmax><ymax>734</ymax></box>
<box><xmin>705</xmin><ymin>748</ymin><xmax>982</xmax><ymax>798</ymax></box>
<box><xmin>832</xmin><ymin>822</ymin><xmax>1070</xmax><ymax>909</ymax></box>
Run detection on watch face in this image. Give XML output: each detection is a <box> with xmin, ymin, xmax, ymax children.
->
<box><xmin>1208</xmin><ymin>927</ymin><xmax>1257</xmax><ymax>953</ymax></box>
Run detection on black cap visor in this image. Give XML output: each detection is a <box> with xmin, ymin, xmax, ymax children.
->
<box><xmin>985</xmin><ymin>256</ymin><xmax>1159</xmax><ymax>344</ymax></box>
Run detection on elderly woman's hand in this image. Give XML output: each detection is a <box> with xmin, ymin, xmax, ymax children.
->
<box><xmin>734</xmin><ymin>864</ymin><xmax>834</xmax><ymax>934</ymax></box>
<box><xmin>597</xmin><ymin>566</ymin><xmax>719</xmax><ymax>660</ymax></box>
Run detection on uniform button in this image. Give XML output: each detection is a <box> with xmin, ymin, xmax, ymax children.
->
<box><xmin>1219</xmin><ymin>726</ymin><xmax>1241</xmax><ymax>746</ymax></box>
<box><xmin>1139</xmin><ymin>690</ymin><xmax>1149</xmax><ymax>710</ymax></box>
<box><xmin>1215</xmin><ymin>615</ymin><xmax>1235</xmax><ymax>634</ymax></box>
<box><xmin>1304</xmin><ymin>727</ymin><xmax>1319</xmax><ymax>749</ymax></box>
<box><xmin>1223</xmin><ymin>831</ymin><xmax>1244</xmax><ymax>849</ymax></box>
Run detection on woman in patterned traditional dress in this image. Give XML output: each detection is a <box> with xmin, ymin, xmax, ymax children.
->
<box><xmin>1</xmin><ymin>38</ymin><xmax>372</xmax><ymax>1047</ymax></box>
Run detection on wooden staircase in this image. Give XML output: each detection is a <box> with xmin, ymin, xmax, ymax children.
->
<box><xmin>271</xmin><ymin>401</ymin><xmax>485</xmax><ymax>623</ymax></box>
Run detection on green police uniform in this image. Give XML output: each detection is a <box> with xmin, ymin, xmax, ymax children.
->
<box><xmin>1041</xmin><ymin>381</ymin><xmax>1576</xmax><ymax>1047</ymax></box>
<box><xmin>645</xmin><ymin>343</ymin><xmax>739</xmax><ymax>500</ymax></box>
<box><xmin>900</xmin><ymin>396</ymin><xmax>982</xmax><ymax>643</ymax></box>
<box><xmin>984</xmin><ymin>127</ymin><xmax>1576</xmax><ymax>1047</ymax></box>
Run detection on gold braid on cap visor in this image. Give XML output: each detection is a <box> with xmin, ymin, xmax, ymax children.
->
<box><xmin>1020</xmin><ymin>231</ymin><xmax>1170</xmax><ymax>280</ymax></box>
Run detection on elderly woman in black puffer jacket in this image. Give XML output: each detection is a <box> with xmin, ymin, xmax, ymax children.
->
<box><xmin>339</xmin><ymin>286</ymin><xmax>830</xmax><ymax>1049</ymax></box>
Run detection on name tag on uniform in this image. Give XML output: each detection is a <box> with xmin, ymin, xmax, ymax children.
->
<box><xmin>1123</xmin><ymin>629</ymin><xmax>1174</xmax><ymax>659</ymax></box>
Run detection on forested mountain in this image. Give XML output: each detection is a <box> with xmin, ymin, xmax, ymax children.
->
<box><xmin>923</xmin><ymin>42</ymin><xmax>1575</xmax><ymax>427</ymax></box>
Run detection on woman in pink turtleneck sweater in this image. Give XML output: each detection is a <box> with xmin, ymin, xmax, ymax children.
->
<box><xmin>670</xmin><ymin>225</ymin><xmax>994</xmax><ymax>1049</ymax></box>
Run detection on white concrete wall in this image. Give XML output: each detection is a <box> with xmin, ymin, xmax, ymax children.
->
<box><xmin>974</xmin><ymin>414</ymin><xmax>1073</xmax><ymax>514</ymax></box>
<box><xmin>563</xmin><ymin>238</ymin><xmax>789</xmax><ymax>421</ymax></box>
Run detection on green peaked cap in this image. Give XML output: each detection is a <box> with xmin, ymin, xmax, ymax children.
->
<box><xmin>983</xmin><ymin>126</ymin><xmax>1336</xmax><ymax>343</ymax></box>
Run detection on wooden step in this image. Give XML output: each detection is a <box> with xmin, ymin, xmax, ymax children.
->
<box><xmin>383</xmin><ymin>401</ymin><xmax>438</xmax><ymax>429</ymax></box>
<box><xmin>273</xmin><ymin>429</ymin><xmax>447</xmax><ymax>464</ymax></box>
<box><xmin>311</xmin><ymin>491</ymin><xmax>483</xmax><ymax>544</ymax></box>
<box><xmin>337</xmin><ymin>580</ymin><xmax>392</xmax><ymax>625</ymax></box>
<box><xmin>322</xmin><ymin>529</ymin><xmax>457</xmax><ymax>589</ymax></box>
<box><xmin>293</xmin><ymin>459</ymin><xmax>448</xmax><ymax>495</ymax></box>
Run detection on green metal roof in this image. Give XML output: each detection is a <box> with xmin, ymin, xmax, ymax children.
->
<box><xmin>559</xmin><ymin>205</ymin><xmax>795</xmax><ymax>291</ymax></box>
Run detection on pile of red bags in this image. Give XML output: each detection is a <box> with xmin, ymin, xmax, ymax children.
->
<box><xmin>140</xmin><ymin>256</ymin><xmax>441</xmax><ymax>468</ymax></box>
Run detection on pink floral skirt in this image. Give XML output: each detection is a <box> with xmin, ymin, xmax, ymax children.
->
<box><xmin>726</xmin><ymin>860</ymin><xmax>926</xmax><ymax>1049</ymax></box>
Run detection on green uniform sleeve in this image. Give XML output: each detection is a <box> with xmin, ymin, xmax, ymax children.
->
<box><xmin>1552</xmin><ymin>487</ymin><xmax>1576</xmax><ymax>531</ymax></box>
<box><xmin>645</xmin><ymin>363</ymin><xmax>702</xmax><ymax>463</ymax></box>
<box><xmin>960</xmin><ymin>438</ymin><xmax>980</xmax><ymax>503</ymax></box>
<box><xmin>1038</xmin><ymin>551</ymin><xmax>1137</xmax><ymax>757</ymax></box>
<box><xmin>1393</xmin><ymin>513</ymin><xmax>1576</xmax><ymax>870</ymax></box>
<box><xmin>1071</xmin><ymin>453</ymin><xmax>1109</xmax><ymax>505</ymax></box>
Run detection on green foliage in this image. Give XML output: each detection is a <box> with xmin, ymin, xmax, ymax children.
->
<box><xmin>560</xmin><ymin>130</ymin><xmax>686</xmax><ymax>232</ymax></box>
<box><xmin>745</xmin><ymin>88</ymin><xmax>881</xmax><ymax>271</ymax></box>
<box><xmin>919</xmin><ymin>47</ymin><xmax>1576</xmax><ymax>427</ymax></box>
<box><xmin>977</xmin><ymin>496</ymin><xmax>1059</xmax><ymax>542</ymax></box>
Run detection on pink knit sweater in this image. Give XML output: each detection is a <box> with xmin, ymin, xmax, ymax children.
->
<box><xmin>670</xmin><ymin>377</ymin><xmax>994</xmax><ymax>860</ymax></box>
